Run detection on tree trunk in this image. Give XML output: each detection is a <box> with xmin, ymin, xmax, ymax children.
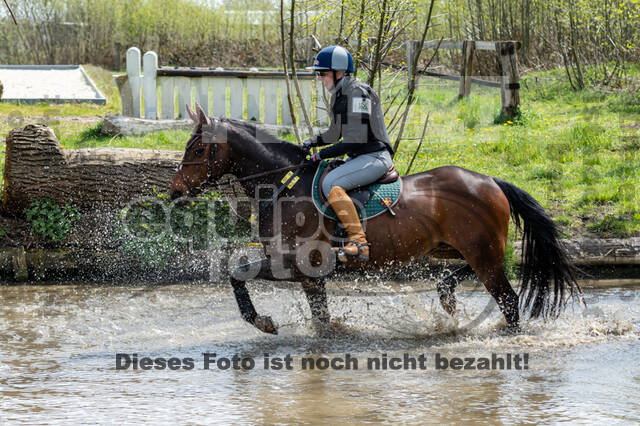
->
<box><xmin>353</xmin><ymin>0</ymin><xmax>366</xmax><ymax>77</ymax></box>
<box><xmin>2</xmin><ymin>124</ymin><xmax>182</xmax><ymax>214</ymax></box>
<box><xmin>367</xmin><ymin>0</ymin><xmax>388</xmax><ymax>88</ymax></box>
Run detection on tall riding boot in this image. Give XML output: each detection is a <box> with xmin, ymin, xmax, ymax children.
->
<box><xmin>328</xmin><ymin>186</ymin><xmax>370</xmax><ymax>260</ymax></box>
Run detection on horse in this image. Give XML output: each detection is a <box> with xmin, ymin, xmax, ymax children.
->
<box><xmin>169</xmin><ymin>103</ymin><xmax>581</xmax><ymax>335</ymax></box>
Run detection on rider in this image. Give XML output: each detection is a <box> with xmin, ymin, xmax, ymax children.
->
<box><xmin>303</xmin><ymin>45</ymin><xmax>394</xmax><ymax>261</ymax></box>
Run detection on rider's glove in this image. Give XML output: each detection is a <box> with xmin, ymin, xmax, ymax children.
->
<box><xmin>301</xmin><ymin>138</ymin><xmax>313</xmax><ymax>153</ymax></box>
<box><xmin>307</xmin><ymin>153</ymin><xmax>321</xmax><ymax>167</ymax></box>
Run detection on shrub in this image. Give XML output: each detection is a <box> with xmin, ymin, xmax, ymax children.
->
<box><xmin>25</xmin><ymin>198</ymin><xmax>80</xmax><ymax>242</ymax></box>
<box><xmin>116</xmin><ymin>190</ymin><xmax>251</xmax><ymax>268</ymax></box>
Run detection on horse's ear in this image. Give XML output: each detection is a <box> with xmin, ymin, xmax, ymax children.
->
<box><xmin>195</xmin><ymin>102</ymin><xmax>211</xmax><ymax>126</ymax></box>
<box><xmin>186</xmin><ymin>104</ymin><xmax>198</xmax><ymax>124</ymax></box>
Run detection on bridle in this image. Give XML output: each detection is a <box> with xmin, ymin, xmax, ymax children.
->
<box><xmin>176</xmin><ymin>123</ymin><xmax>220</xmax><ymax>196</ymax></box>
<box><xmin>175</xmin><ymin>120</ymin><xmax>310</xmax><ymax>197</ymax></box>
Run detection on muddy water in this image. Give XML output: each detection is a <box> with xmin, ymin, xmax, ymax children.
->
<box><xmin>1</xmin><ymin>281</ymin><xmax>639</xmax><ymax>424</ymax></box>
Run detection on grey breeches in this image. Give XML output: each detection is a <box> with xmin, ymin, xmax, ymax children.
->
<box><xmin>322</xmin><ymin>149</ymin><xmax>393</xmax><ymax>197</ymax></box>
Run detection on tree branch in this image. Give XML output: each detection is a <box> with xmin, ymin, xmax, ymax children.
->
<box><xmin>392</xmin><ymin>0</ymin><xmax>436</xmax><ymax>156</ymax></box>
<box><xmin>288</xmin><ymin>0</ymin><xmax>314</xmax><ymax>137</ymax></box>
<box><xmin>3</xmin><ymin>0</ymin><xmax>17</xmax><ymax>25</ymax></box>
<box><xmin>280</xmin><ymin>0</ymin><xmax>301</xmax><ymax>143</ymax></box>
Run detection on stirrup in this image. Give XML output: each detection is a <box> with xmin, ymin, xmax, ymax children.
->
<box><xmin>336</xmin><ymin>241</ymin><xmax>370</xmax><ymax>261</ymax></box>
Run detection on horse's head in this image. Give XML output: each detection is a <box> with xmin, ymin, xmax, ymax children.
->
<box><xmin>170</xmin><ymin>103</ymin><xmax>230</xmax><ymax>200</ymax></box>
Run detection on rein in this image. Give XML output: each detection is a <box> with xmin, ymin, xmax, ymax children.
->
<box><xmin>176</xmin><ymin>123</ymin><xmax>309</xmax><ymax>196</ymax></box>
<box><xmin>210</xmin><ymin>163</ymin><xmax>307</xmax><ymax>189</ymax></box>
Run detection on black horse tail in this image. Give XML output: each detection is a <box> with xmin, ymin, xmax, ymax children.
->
<box><xmin>492</xmin><ymin>177</ymin><xmax>582</xmax><ymax>318</ymax></box>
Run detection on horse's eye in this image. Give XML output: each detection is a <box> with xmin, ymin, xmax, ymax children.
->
<box><xmin>194</xmin><ymin>148</ymin><xmax>205</xmax><ymax>157</ymax></box>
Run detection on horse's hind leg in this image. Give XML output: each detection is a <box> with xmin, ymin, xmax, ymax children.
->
<box><xmin>472</xmin><ymin>263</ymin><xmax>519</xmax><ymax>331</ymax></box>
<box><xmin>301</xmin><ymin>278</ymin><xmax>331</xmax><ymax>336</ymax></box>
<box><xmin>457</xmin><ymin>244</ymin><xmax>519</xmax><ymax>331</ymax></box>
<box><xmin>436</xmin><ymin>264</ymin><xmax>475</xmax><ymax>316</ymax></box>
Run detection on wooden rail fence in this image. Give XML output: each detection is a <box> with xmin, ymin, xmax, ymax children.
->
<box><xmin>116</xmin><ymin>47</ymin><xmax>328</xmax><ymax>126</ymax></box>
<box><xmin>406</xmin><ymin>39</ymin><xmax>521</xmax><ymax>118</ymax></box>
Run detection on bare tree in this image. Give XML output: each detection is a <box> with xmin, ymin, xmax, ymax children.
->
<box><xmin>3</xmin><ymin>0</ymin><xmax>17</xmax><ymax>24</ymax></box>
<box><xmin>288</xmin><ymin>0</ymin><xmax>314</xmax><ymax>136</ymax></box>
<box><xmin>392</xmin><ymin>0</ymin><xmax>436</xmax><ymax>156</ymax></box>
<box><xmin>367</xmin><ymin>0</ymin><xmax>388</xmax><ymax>87</ymax></box>
<box><xmin>280</xmin><ymin>0</ymin><xmax>302</xmax><ymax>143</ymax></box>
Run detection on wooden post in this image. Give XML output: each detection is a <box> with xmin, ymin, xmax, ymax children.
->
<box><xmin>126</xmin><ymin>47</ymin><xmax>142</xmax><ymax>118</ymax></box>
<box><xmin>405</xmin><ymin>40</ymin><xmax>420</xmax><ymax>89</ymax></box>
<box><xmin>458</xmin><ymin>40</ymin><xmax>475</xmax><ymax>98</ymax></box>
<box><xmin>113</xmin><ymin>74</ymin><xmax>133</xmax><ymax>117</ymax></box>
<box><xmin>305</xmin><ymin>37</ymin><xmax>314</xmax><ymax>66</ymax></box>
<box><xmin>295</xmin><ymin>37</ymin><xmax>314</xmax><ymax>67</ymax></box>
<box><xmin>143</xmin><ymin>51</ymin><xmax>158</xmax><ymax>120</ymax></box>
<box><xmin>497</xmin><ymin>41</ymin><xmax>521</xmax><ymax>118</ymax></box>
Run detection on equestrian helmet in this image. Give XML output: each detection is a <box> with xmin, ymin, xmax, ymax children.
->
<box><xmin>307</xmin><ymin>46</ymin><xmax>354</xmax><ymax>73</ymax></box>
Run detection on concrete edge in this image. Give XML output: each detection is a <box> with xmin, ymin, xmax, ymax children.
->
<box><xmin>1</xmin><ymin>244</ymin><xmax>639</xmax><ymax>285</ymax></box>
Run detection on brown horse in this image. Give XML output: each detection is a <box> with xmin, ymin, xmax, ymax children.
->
<box><xmin>170</xmin><ymin>103</ymin><xmax>581</xmax><ymax>335</ymax></box>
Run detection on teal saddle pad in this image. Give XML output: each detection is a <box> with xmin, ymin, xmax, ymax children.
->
<box><xmin>312</xmin><ymin>160</ymin><xmax>402</xmax><ymax>221</ymax></box>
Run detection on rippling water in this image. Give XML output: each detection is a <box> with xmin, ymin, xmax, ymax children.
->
<box><xmin>1</xmin><ymin>281</ymin><xmax>639</xmax><ymax>424</ymax></box>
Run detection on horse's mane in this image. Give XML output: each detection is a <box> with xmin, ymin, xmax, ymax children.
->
<box><xmin>223</xmin><ymin>118</ymin><xmax>306</xmax><ymax>163</ymax></box>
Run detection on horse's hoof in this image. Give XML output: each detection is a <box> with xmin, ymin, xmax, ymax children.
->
<box><xmin>254</xmin><ymin>315</ymin><xmax>278</xmax><ymax>335</ymax></box>
<box><xmin>439</xmin><ymin>296</ymin><xmax>457</xmax><ymax>317</ymax></box>
<box><xmin>311</xmin><ymin>318</ymin><xmax>332</xmax><ymax>338</ymax></box>
<box><xmin>505</xmin><ymin>324</ymin><xmax>522</xmax><ymax>334</ymax></box>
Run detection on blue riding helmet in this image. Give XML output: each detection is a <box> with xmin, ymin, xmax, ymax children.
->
<box><xmin>307</xmin><ymin>45</ymin><xmax>354</xmax><ymax>74</ymax></box>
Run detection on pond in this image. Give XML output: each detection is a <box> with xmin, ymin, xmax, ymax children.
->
<box><xmin>1</xmin><ymin>281</ymin><xmax>639</xmax><ymax>423</ymax></box>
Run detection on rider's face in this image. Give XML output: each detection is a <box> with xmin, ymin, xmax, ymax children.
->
<box><xmin>316</xmin><ymin>70</ymin><xmax>344</xmax><ymax>90</ymax></box>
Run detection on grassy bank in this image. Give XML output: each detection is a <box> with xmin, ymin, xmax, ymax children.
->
<box><xmin>391</xmin><ymin>65</ymin><xmax>640</xmax><ymax>238</ymax></box>
<box><xmin>1</xmin><ymin>64</ymin><xmax>639</xmax><ymax>239</ymax></box>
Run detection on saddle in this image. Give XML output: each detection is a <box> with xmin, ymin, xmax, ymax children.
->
<box><xmin>312</xmin><ymin>160</ymin><xmax>402</xmax><ymax>221</ymax></box>
<box><xmin>317</xmin><ymin>160</ymin><xmax>398</xmax><ymax>209</ymax></box>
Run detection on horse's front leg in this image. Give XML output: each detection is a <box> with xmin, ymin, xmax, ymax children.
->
<box><xmin>436</xmin><ymin>264</ymin><xmax>475</xmax><ymax>316</ymax></box>
<box><xmin>230</xmin><ymin>258</ymin><xmax>283</xmax><ymax>335</ymax></box>
<box><xmin>301</xmin><ymin>279</ymin><xmax>330</xmax><ymax>336</ymax></box>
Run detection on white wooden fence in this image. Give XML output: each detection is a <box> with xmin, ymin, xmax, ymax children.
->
<box><xmin>120</xmin><ymin>47</ymin><xmax>327</xmax><ymax>125</ymax></box>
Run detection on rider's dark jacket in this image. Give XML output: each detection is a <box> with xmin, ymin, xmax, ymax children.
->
<box><xmin>307</xmin><ymin>76</ymin><xmax>394</xmax><ymax>159</ymax></box>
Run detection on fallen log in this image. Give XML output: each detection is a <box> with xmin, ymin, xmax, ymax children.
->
<box><xmin>101</xmin><ymin>113</ymin><xmax>325</xmax><ymax>137</ymax></box>
<box><xmin>101</xmin><ymin>113</ymin><xmax>193</xmax><ymax>136</ymax></box>
<box><xmin>2</xmin><ymin>124</ymin><xmax>182</xmax><ymax>213</ymax></box>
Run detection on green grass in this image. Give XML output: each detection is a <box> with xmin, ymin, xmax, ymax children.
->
<box><xmin>1</xmin><ymin>64</ymin><xmax>639</xmax><ymax>238</ymax></box>
<box><xmin>0</xmin><ymin>65</ymin><xmax>121</xmax><ymax>145</ymax></box>
<box><xmin>389</xmin><ymin>69</ymin><xmax>640</xmax><ymax>238</ymax></box>
<box><xmin>64</xmin><ymin>121</ymin><xmax>189</xmax><ymax>150</ymax></box>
